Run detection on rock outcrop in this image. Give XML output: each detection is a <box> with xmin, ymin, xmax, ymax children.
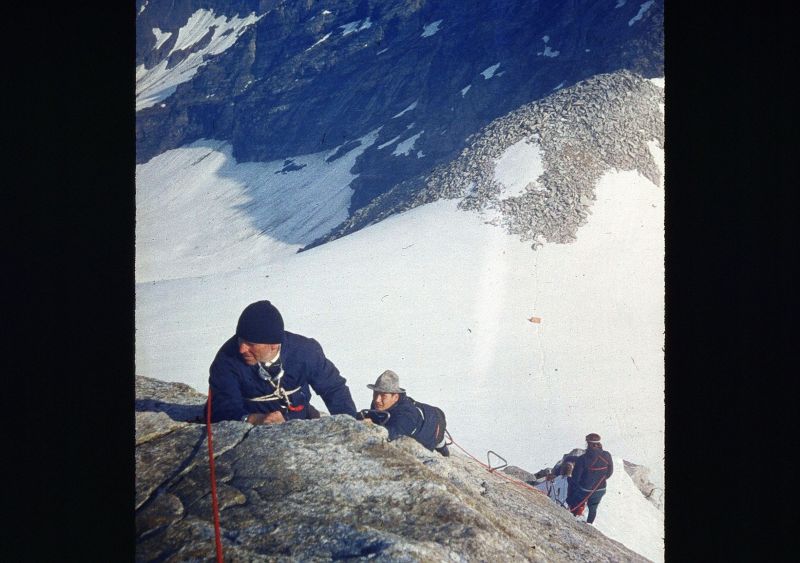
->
<box><xmin>623</xmin><ymin>460</ymin><xmax>664</xmax><ymax>511</ymax></box>
<box><xmin>136</xmin><ymin>376</ymin><xmax>650</xmax><ymax>561</ymax></box>
<box><xmin>308</xmin><ymin>69</ymin><xmax>664</xmax><ymax>250</ymax></box>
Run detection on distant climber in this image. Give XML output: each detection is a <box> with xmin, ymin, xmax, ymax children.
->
<box><xmin>206</xmin><ymin>300</ymin><xmax>358</xmax><ymax>423</ymax></box>
<box><xmin>534</xmin><ymin>461</ymin><xmax>575</xmax><ymax>508</ymax></box>
<box><xmin>566</xmin><ymin>433</ymin><xmax>614</xmax><ymax>524</ymax></box>
<box><xmin>358</xmin><ymin>370</ymin><xmax>450</xmax><ymax>456</ymax></box>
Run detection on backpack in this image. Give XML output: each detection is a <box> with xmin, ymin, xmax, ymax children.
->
<box><xmin>407</xmin><ymin>397</ymin><xmax>447</xmax><ymax>450</ymax></box>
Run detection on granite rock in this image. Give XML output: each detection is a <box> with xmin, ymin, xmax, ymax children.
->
<box><xmin>135</xmin><ymin>376</ymin><xmax>651</xmax><ymax>561</ymax></box>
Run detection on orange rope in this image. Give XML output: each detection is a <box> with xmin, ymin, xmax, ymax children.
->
<box><xmin>568</xmin><ymin>477</ymin><xmax>606</xmax><ymax>516</ymax></box>
<box><xmin>447</xmin><ymin>432</ymin><xmax>548</xmax><ymax>497</ymax></box>
<box><xmin>206</xmin><ymin>390</ymin><xmax>224</xmax><ymax>563</ymax></box>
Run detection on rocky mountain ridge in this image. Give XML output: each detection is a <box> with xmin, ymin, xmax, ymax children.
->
<box><xmin>306</xmin><ymin>69</ymin><xmax>664</xmax><ymax>250</ymax></box>
<box><xmin>136</xmin><ymin>376</ymin><xmax>653</xmax><ymax>561</ymax></box>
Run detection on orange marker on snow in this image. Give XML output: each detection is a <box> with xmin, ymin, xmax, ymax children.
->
<box><xmin>528</xmin><ymin>316</ymin><xmax>542</xmax><ymax>324</ymax></box>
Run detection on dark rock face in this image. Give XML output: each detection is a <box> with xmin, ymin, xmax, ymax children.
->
<box><xmin>136</xmin><ymin>0</ymin><xmax>663</xmax><ymax>222</ymax></box>
<box><xmin>136</xmin><ymin>376</ymin><xmax>651</xmax><ymax>561</ymax></box>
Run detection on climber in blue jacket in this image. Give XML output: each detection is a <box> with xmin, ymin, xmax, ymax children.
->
<box><xmin>358</xmin><ymin>370</ymin><xmax>449</xmax><ymax>456</ymax></box>
<box><xmin>566</xmin><ymin>433</ymin><xmax>614</xmax><ymax>524</ymax></box>
<box><xmin>206</xmin><ymin>300</ymin><xmax>357</xmax><ymax>423</ymax></box>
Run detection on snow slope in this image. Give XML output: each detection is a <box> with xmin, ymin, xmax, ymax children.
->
<box><xmin>135</xmin><ymin>130</ymin><xmax>380</xmax><ymax>282</ymax></box>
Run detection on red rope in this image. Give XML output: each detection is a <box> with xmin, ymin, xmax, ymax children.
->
<box><xmin>447</xmin><ymin>433</ymin><xmax>548</xmax><ymax>497</ymax></box>
<box><xmin>568</xmin><ymin>477</ymin><xmax>606</xmax><ymax>516</ymax></box>
<box><xmin>206</xmin><ymin>390</ymin><xmax>224</xmax><ymax>563</ymax></box>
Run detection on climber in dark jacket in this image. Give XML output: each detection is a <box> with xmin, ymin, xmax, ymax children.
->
<box><xmin>358</xmin><ymin>370</ymin><xmax>449</xmax><ymax>456</ymax></box>
<box><xmin>566</xmin><ymin>433</ymin><xmax>614</xmax><ymax>524</ymax></box>
<box><xmin>206</xmin><ymin>300</ymin><xmax>357</xmax><ymax>423</ymax></box>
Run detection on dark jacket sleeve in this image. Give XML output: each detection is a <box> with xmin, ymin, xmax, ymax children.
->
<box><xmin>383</xmin><ymin>405</ymin><xmax>422</xmax><ymax>442</ymax></box>
<box><xmin>605</xmin><ymin>452</ymin><xmax>614</xmax><ymax>479</ymax></box>
<box><xmin>569</xmin><ymin>455</ymin><xmax>586</xmax><ymax>490</ymax></box>
<box><xmin>208</xmin><ymin>356</ymin><xmax>247</xmax><ymax>422</ymax></box>
<box><xmin>304</xmin><ymin>338</ymin><xmax>357</xmax><ymax>417</ymax></box>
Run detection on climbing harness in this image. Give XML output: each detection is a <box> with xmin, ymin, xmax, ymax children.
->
<box><xmin>568</xmin><ymin>452</ymin><xmax>611</xmax><ymax>516</ymax></box>
<box><xmin>205</xmin><ymin>390</ymin><xmax>224</xmax><ymax>563</ymax></box>
<box><xmin>252</xmin><ymin>361</ymin><xmax>304</xmax><ymax>412</ymax></box>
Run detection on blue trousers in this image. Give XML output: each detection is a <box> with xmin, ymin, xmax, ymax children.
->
<box><xmin>585</xmin><ymin>489</ymin><xmax>606</xmax><ymax>523</ymax></box>
<box><xmin>568</xmin><ymin>487</ymin><xmax>606</xmax><ymax>523</ymax></box>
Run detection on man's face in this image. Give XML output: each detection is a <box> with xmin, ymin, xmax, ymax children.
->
<box><xmin>372</xmin><ymin>391</ymin><xmax>400</xmax><ymax>411</ymax></box>
<box><xmin>238</xmin><ymin>338</ymin><xmax>280</xmax><ymax>365</ymax></box>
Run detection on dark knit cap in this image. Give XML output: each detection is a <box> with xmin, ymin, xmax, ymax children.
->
<box><xmin>236</xmin><ymin>301</ymin><xmax>284</xmax><ymax>344</ymax></box>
